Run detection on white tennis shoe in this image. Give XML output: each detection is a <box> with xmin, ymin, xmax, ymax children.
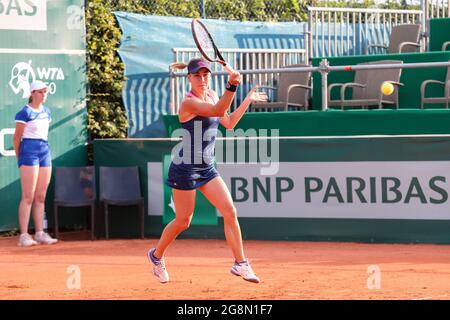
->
<box><xmin>230</xmin><ymin>260</ymin><xmax>260</xmax><ymax>283</ymax></box>
<box><xmin>34</xmin><ymin>232</ymin><xmax>58</xmax><ymax>245</ymax></box>
<box><xmin>147</xmin><ymin>248</ymin><xmax>169</xmax><ymax>283</ymax></box>
<box><xmin>17</xmin><ymin>233</ymin><xmax>38</xmax><ymax>247</ymax></box>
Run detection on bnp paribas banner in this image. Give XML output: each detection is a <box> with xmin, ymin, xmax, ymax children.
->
<box><xmin>149</xmin><ymin>161</ymin><xmax>450</xmax><ymax>221</ymax></box>
<box><xmin>93</xmin><ymin>137</ymin><xmax>450</xmax><ymax>241</ymax></box>
<box><xmin>141</xmin><ymin>137</ymin><xmax>450</xmax><ymax>223</ymax></box>
<box><xmin>217</xmin><ymin>162</ymin><xmax>450</xmax><ymax>220</ymax></box>
<box><xmin>0</xmin><ymin>0</ymin><xmax>86</xmax><ymax>231</ymax></box>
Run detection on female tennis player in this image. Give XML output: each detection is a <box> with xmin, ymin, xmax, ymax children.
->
<box><xmin>148</xmin><ymin>58</ymin><xmax>266</xmax><ymax>284</ymax></box>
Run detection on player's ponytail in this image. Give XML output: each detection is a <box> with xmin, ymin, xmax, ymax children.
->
<box><xmin>170</xmin><ymin>62</ymin><xmax>188</xmax><ymax>71</ymax></box>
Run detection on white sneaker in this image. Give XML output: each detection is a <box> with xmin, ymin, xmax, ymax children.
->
<box><xmin>18</xmin><ymin>233</ymin><xmax>38</xmax><ymax>247</ymax></box>
<box><xmin>34</xmin><ymin>232</ymin><xmax>58</xmax><ymax>245</ymax></box>
<box><xmin>147</xmin><ymin>248</ymin><xmax>169</xmax><ymax>283</ymax></box>
<box><xmin>230</xmin><ymin>260</ymin><xmax>260</xmax><ymax>283</ymax></box>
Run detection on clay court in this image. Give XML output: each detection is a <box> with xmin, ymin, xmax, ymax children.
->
<box><xmin>1</xmin><ymin>232</ymin><xmax>450</xmax><ymax>300</ymax></box>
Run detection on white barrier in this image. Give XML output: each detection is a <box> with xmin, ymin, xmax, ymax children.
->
<box><xmin>170</xmin><ymin>48</ymin><xmax>307</xmax><ymax>114</ymax></box>
<box><xmin>307</xmin><ymin>6</ymin><xmax>424</xmax><ymax>58</ymax></box>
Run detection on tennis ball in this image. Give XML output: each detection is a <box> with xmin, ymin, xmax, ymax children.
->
<box><xmin>381</xmin><ymin>82</ymin><xmax>394</xmax><ymax>96</ymax></box>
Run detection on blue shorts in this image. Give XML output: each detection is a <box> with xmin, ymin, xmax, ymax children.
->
<box><xmin>166</xmin><ymin>163</ymin><xmax>219</xmax><ymax>190</ymax></box>
<box><xmin>18</xmin><ymin>139</ymin><xmax>52</xmax><ymax>167</ymax></box>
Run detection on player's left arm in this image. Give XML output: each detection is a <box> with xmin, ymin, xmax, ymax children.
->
<box><xmin>220</xmin><ymin>86</ymin><xmax>267</xmax><ymax>130</ymax></box>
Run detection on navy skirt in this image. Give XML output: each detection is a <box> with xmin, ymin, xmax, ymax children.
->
<box><xmin>166</xmin><ymin>162</ymin><xmax>219</xmax><ymax>190</ymax></box>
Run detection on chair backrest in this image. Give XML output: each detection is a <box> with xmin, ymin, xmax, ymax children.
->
<box><xmin>276</xmin><ymin>63</ymin><xmax>311</xmax><ymax>106</ymax></box>
<box><xmin>54</xmin><ymin>166</ymin><xmax>96</xmax><ymax>202</ymax></box>
<box><xmin>352</xmin><ymin>62</ymin><xmax>371</xmax><ymax>101</ymax></box>
<box><xmin>388</xmin><ymin>24</ymin><xmax>421</xmax><ymax>53</ymax></box>
<box><xmin>99</xmin><ymin>166</ymin><xmax>142</xmax><ymax>201</ymax></box>
<box><xmin>356</xmin><ymin>60</ymin><xmax>403</xmax><ymax>104</ymax></box>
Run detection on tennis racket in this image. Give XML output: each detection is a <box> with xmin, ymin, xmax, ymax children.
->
<box><xmin>191</xmin><ymin>18</ymin><xmax>235</xmax><ymax>74</ymax></box>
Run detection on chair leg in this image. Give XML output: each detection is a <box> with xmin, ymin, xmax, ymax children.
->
<box><xmin>140</xmin><ymin>201</ymin><xmax>144</xmax><ymax>239</ymax></box>
<box><xmin>90</xmin><ymin>204</ymin><xmax>95</xmax><ymax>241</ymax></box>
<box><xmin>105</xmin><ymin>202</ymin><xmax>109</xmax><ymax>240</ymax></box>
<box><xmin>54</xmin><ymin>204</ymin><xmax>59</xmax><ymax>239</ymax></box>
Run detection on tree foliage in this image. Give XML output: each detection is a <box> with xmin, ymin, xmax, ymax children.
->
<box><xmin>86</xmin><ymin>0</ymin><xmax>128</xmax><ymax>139</ymax></box>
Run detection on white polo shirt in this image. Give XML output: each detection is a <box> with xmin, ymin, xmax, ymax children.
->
<box><xmin>15</xmin><ymin>105</ymin><xmax>52</xmax><ymax>141</ymax></box>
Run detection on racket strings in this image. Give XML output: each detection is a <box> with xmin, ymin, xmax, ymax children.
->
<box><xmin>198</xmin><ymin>32</ymin><xmax>213</xmax><ymax>48</ymax></box>
<box><xmin>193</xmin><ymin>22</ymin><xmax>216</xmax><ymax>60</ymax></box>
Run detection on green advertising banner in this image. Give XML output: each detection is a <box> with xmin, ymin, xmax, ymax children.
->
<box><xmin>0</xmin><ymin>0</ymin><xmax>86</xmax><ymax>231</ymax></box>
<box><xmin>94</xmin><ymin>137</ymin><xmax>450</xmax><ymax>243</ymax></box>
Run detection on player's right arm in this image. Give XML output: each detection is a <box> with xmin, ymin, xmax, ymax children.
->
<box><xmin>13</xmin><ymin>123</ymin><xmax>25</xmax><ymax>159</ymax></box>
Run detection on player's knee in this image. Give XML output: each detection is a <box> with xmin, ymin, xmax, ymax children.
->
<box><xmin>175</xmin><ymin>216</ymin><xmax>192</xmax><ymax>231</ymax></box>
<box><xmin>21</xmin><ymin>193</ymin><xmax>34</xmax><ymax>206</ymax></box>
<box><xmin>221</xmin><ymin>205</ymin><xmax>237</xmax><ymax>222</ymax></box>
<box><xmin>33</xmin><ymin>192</ymin><xmax>46</xmax><ymax>204</ymax></box>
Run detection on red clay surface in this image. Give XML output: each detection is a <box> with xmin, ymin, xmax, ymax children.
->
<box><xmin>1</xmin><ymin>231</ymin><xmax>450</xmax><ymax>300</ymax></box>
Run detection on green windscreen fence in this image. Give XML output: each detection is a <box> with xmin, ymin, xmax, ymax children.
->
<box><xmin>0</xmin><ymin>0</ymin><xmax>87</xmax><ymax>231</ymax></box>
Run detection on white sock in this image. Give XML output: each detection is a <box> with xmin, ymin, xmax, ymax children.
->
<box><xmin>35</xmin><ymin>231</ymin><xmax>45</xmax><ymax>236</ymax></box>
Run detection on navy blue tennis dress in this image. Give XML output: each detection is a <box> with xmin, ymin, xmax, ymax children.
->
<box><xmin>166</xmin><ymin>90</ymin><xmax>220</xmax><ymax>190</ymax></box>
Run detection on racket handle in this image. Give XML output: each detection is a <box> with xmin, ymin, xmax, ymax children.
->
<box><xmin>223</xmin><ymin>63</ymin><xmax>235</xmax><ymax>74</ymax></box>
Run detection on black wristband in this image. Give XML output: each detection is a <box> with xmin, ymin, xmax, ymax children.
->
<box><xmin>225</xmin><ymin>82</ymin><xmax>238</xmax><ymax>92</ymax></box>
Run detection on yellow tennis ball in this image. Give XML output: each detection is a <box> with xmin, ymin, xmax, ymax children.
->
<box><xmin>381</xmin><ymin>82</ymin><xmax>394</xmax><ymax>96</ymax></box>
